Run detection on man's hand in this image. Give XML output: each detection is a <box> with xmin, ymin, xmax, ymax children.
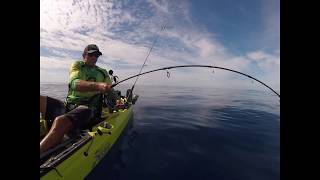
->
<box><xmin>97</xmin><ymin>83</ymin><xmax>112</xmax><ymax>93</ymax></box>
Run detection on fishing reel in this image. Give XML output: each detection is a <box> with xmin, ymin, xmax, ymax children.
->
<box><xmin>104</xmin><ymin>89</ymin><xmax>130</xmax><ymax>112</ymax></box>
<box><xmin>126</xmin><ymin>89</ymin><xmax>139</xmax><ymax>105</ymax></box>
<box><xmin>103</xmin><ymin>89</ymin><xmax>118</xmax><ymax>113</ymax></box>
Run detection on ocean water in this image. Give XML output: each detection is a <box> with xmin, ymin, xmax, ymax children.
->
<box><xmin>40</xmin><ymin>83</ymin><xmax>280</xmax><ymax>180</ymax></box>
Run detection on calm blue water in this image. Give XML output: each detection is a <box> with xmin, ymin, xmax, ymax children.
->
<box><xmin>40</xmin><ymin>83</ymin><xmax>280</xmax><ymax>180</ymax></box>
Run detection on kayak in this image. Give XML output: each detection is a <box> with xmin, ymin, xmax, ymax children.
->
<box><xmin>40</xmin><ymin>94</ymin><xmax>138</xmax><ymax>179</ymax></box>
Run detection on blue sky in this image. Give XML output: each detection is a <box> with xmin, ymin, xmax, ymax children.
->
<box><xmin>40</xmin><ymin>0</ymin><xmax>279</xmax><ymax>91</ymax></box>
<box><xmin>189</xmin><ymin>0</ymin><xmax>279</xmax><ymax>54</ymax></box>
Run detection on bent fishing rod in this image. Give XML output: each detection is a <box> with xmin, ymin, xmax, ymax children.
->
<box><xmin>111</xmin><ymin>65</ymin><xmax>280</xmax><ymax>99</ymax></box>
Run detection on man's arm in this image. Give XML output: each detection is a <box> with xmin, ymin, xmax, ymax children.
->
<box><xmin>69</xmin><ymin>61</ymin><xmax>112</xmax><ymax>93</ymax></box>
<box><xmin>75</xmin><ymin>80</ymin><xmax>111</xmax><ymax>93</ymax></box>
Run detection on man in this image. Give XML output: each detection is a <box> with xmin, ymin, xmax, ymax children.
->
<box><xmin>40</xmin><ymin>44</ymin><xmax>112</xmax><ymax>153</ymax></box>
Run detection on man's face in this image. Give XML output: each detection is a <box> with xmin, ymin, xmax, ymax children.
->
<box><xmin>84</xmin><ymin>52</ymin><xmax>100</xmax><ymax>65</ymax></box>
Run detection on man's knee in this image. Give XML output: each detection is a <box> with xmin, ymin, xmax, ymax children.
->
<box><xmin>52</xmin><ymin>115</ymin><xmax>73</xmax><ymax>132</ymax></box>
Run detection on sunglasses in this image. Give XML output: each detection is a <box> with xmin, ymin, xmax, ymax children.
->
<box><xmin>88</xmin><ymin>52</ymin><xmax>101</xmax><ymax>58</ymax></box>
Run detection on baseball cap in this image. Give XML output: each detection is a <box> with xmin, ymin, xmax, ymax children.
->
<box><xmin>83</xmin><ymin>44</ymin><xmax>102</xmax><ymax>55</ymax></box>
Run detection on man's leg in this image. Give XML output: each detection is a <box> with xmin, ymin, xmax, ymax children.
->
<box><xmin>40</xmin><ymin>115</ymin><xmax>73</xmax><ymax>153</ymax></box>
<box><xmin>40</xmin><ymin>105</ymin><xmax>93</xmax><ymax>153</ymax></box>
<box><xmin>40</xmin><ymin>96</ymin><xmax>67</xmax><ymax>153</ymax></box>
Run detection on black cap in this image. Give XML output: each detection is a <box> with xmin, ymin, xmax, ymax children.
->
<box><xmin>83</xmin><ymin>44</ymin><xmax>102</xmax><ymax>55</ymax></box>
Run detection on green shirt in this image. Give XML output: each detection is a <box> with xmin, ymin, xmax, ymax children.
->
<box><xmin>65</xmin><ymin>61</ymin><xmax>112</xmax><ymax>111</ymax></box>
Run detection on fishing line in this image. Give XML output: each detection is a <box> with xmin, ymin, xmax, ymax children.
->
<box><xmin>126</xmin><ymin>25</ymin><xmax>167</xmax><ymax>99</ymax></box>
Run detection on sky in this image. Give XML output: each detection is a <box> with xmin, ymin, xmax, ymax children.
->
<box><xmin>40</xmin><ymin>0</ymin><xmax>280</xmax><ymax>92</ymax></box>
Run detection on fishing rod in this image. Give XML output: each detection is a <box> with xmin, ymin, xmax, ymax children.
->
<box><xmin>126</xmin><ymin>25</ymin><xmax>167</xmax><ymax>99</ymax></box>
<box><xmin>111</xmin><ymin>65</ymin><xmax>280</xmax><ymax>99</ymax></box>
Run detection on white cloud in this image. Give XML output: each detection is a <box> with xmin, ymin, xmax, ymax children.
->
<box><xmin>40</xmin><ymin>56</ymin><xmax>73</xmax><ymax>83</ymax></box>
<box><xmin>40</xmin><ymin>56</ymin><xmax>73</xmax><ymax>69</ymax></box>
<box><xmin>247</xmin><ymin>51</ymin><xmax>269</xmax><ymax>60</ymax></box>
<box><xmin>246</xmin><ymin>50</ymin><xmax>280</xmax><ymax>71</ymax></box>
<box><xmin>148</xmin><ymin>0</ymin><xmax>170</xmax><ymax>14</ymax></box>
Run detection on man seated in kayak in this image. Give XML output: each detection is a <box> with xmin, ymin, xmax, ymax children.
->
<box><xmin>40</xmin><ymin>44</ymin><xmax>113</xmax><ymax>154</ymax></box>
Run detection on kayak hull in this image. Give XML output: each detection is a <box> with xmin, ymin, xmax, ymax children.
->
<box><xmin>40</xmin><ymin>106</ymin><xmax>134</xmax><ymax>180</ymax></box>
